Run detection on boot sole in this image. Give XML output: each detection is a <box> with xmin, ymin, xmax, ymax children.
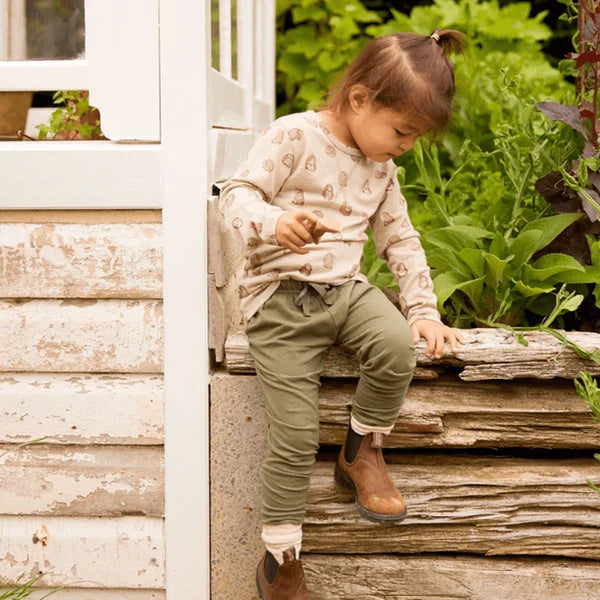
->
<box><xmin>255</xmin><ymin>562</ymin><xmax>265</xmax><ymax>599</ymax></box>
<box><xmin>334</xmin><ymin>462</ymin><xmax>407</xmax><ymax>524</ymax></box>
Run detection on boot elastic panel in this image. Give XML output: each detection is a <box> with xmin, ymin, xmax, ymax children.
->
<box><xmin>345</xmin><ymin>427</ymin><xmax>365</xmax><ymax>463</ymax></box>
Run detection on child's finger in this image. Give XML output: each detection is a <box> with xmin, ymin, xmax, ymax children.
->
<box><xmin>410</xmin><ymin>323</ymin><xmax>420</xmax><ymax>345</ymax></box>
<box><xmin>290</xmin><ymin>220</ymin><xmax>314</xmax><ymax>244</ymax></box>
<box><xmin>283</xmin><ymin>239</ymin><xmax>309</xmax><ymax>254</ymax></box>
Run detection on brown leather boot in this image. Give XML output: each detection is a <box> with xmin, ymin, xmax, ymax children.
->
<box><xmin>335</xmin><ymin>428</ymin><xmax>407</xmax><ymax>523</ymax></box>
<box><xmin>256</xmin><ymin>547</ymin><xmax>310</xmax><ymax>599</ymax></box>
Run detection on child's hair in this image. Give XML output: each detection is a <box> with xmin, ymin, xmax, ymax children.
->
<box><xmin>325</xmin><ymin>29</ymin><xmax>467</xmax><ymax>133</ymax></box>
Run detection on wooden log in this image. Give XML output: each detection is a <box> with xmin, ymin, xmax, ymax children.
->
<box><xmin>0</xmin><ymin>373</ymin><xmax>163</xmax><ymax>445</ymax></box>
<box><xmin>224</xmin><ymin>329</ymin><xmax>440</xmax><ymax>379</ymax></box>
<box><xmin>0</xmin><ymin>223</ymin><xmax>162</xmax><ymax>298</ymax></box>
<box><xmin>319</xmin><ymin>376</ymin><xmax>600</xmax><ymax>449</ymax></box>
<box><xmin>302</xmin><ymin>554</ymin><xmax>600</xmax><ymax>600</ymax></box>
<box><xmin>0</xmin><ymin>515</ymin><xmax>164</xmax><ymax>588</ymax></box>
<box><xmin>0</xmin><ymin>445</ymin><xmax>163</xmax><ymax>516</ymax></box>
<box><xmin>303</xmin><ymin>455</ymin><xmax>600</xmax><ymax>559</ymax></box>
<box><xmin>0</xmin><ymin>299</ymin><xmax>162</xmax><ymax>372</ymax></box>
<box><xmin>224</xmin><ymin>328</ymin><xmax>600</xmax><ymax>380</ymax></box>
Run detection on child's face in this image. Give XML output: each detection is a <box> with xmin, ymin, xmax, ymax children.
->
<box><xmin>346</xmin><ymin>89</ymin><xmax>428</xmax><ymax>162</ymax></box>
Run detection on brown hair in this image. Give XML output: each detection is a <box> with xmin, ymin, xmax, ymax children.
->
<box><xmin>325</xmin><ymin>29</ymin><xmax>467</xmax><ymax>133</ymax></box>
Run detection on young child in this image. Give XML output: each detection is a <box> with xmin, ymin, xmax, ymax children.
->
<box><xmin>219</xmin><ymin>28</ymin><xmax>466</xmax><ymax>599</ymax></box>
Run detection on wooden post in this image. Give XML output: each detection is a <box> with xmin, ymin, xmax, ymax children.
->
<box><xmin>160</xmin><ymin>0</ymin><xmax>211</xmax><ymax>598</ymax></box>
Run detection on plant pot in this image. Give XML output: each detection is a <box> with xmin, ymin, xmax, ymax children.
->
<box><xmin>0</xmin><ymin>92</ymin><xmax>33</xmax><ymax>139</ymax></box>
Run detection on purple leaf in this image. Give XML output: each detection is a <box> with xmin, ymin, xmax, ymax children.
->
<box><xmin>575</xmin><ymin>50</ymin><xmax>600</xmax><ymax>68</ymax></box>
<box><xmin>536</xmin><ymin>102</ymin><xmax>589</xmax><ymax>137</ymax></box>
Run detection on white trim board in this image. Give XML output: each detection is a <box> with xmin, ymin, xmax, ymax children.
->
<box><xmin>0</xmin><ymin>142</ymin><xmax>161</xmax><ymax>209</ymax></box>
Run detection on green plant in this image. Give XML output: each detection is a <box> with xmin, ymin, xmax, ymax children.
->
<box><xmin>276</xmin><ymin>0</ymin><xmax>382</xmax><ymax>115</ymax></box>
<box><xmin>36</xmin><ymin>90</ymin><xmax>104</xmax><ymax>140</ymax></box>
<box><xmin>574</xmin><ymin>371</ymin><xmax>600</xmax><ymax>494</ymax></box>
<box><xmin>0</xmin><ymin>572</ymin><xmax>66</xmax><ymax>599</ymax></box>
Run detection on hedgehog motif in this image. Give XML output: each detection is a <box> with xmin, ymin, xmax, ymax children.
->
<box><xmin>362</xmin><ymin>180</ymin><xmax>372</xmax><ymax>194</ymax></box>
<box><xmin>382</xmin><ymin>211</ymin><xmax>395</xmax><ymax>226</ymax></box>
<box><xmin>272</xmin><ymin>129</ymin><xmax>284</xmax><ymax>145</ymax></box>
<box><xmin>322</xmin><ymin>184</ymin><xmax>334</xmax><ymax>201</ymax></box>
<box><xmin>224</xmin><ymin>193</ymin><xmax>235</xmax><ymax>207</ymax></box>
<box><xmin>268</xmin><ymin>269</ymin><xmax>282</xmax><ymax>280</ymax></box>
<box><xmin>282</xmin><ymin>153</ymin><xmax>294</xmax><ymax>169</ymax></box>
<box><xmin>312</xmin><ymin>209</ymin><xmax>324</xmax><ymax>218</ymax></box>
<box><xmin>293</xmin><ymin>188</ymin><xmax>305</xmax><ymax>205</ymax></box>
<box><xmin>350</xmin><ymin>155</ymin><xmax>361</xmax><ymax>164</ymax></box>
<box><xmin>339</xmin><ymin>201</ymin><xmax>352</xmax><ymax>216</ymax></box>
<box><xmin>325</xmin><ymin>144</ymin><xmax>336</xmax><ymax>157</ymax></box>
<box><xmin>323</xmin><ymin>252</ymin><xmax>334</xmax><ymax>269</ymax></box>
<box><xmin>238</xmin><ymin>285</ymin><xmax>249</xmax><ymax>298</ymax></box>
<box><xmin>300</xmin><ymin>263</ymin><xmax>312</xmax><ymax>276</ymax></box>
<box><xmin>349</xmin><ymin>263</ymin><xmax>359</xmax><ymax>277</ymax></box>
<box><xmin>250</xmin><ymin>221</ymin><xmax>263</xmax><ymax>234</ymax></box>
<box><xmin>288</xmin><ymin>128</ymin><xmax>303</xmax><ymax>141</ymax></box>
<box><xmin>252</xmin><ymin>266</ymin><xmax>262</xmax><ymax>276</ymax></box>
<box><xmin>375</xmin><ymin>170</ymin><xmax>387</xmax><ymax>179</ymax></box>
<box><xmin>338</xmin><ymin>171</ymin><xmax>348</xmax><ymax>187</ymax></box>
<box><xmin>386</xmin><ymin>178</ymin><xmax>395</xmax><ymax>192</ymax></box>
<box><xmin>262</xmin><ymin>159</ymin><xmax>275</xmax><ymax>173</ymax></box>
<box><xmin>318</xmin><ymin>122</ymin><xmax>330</xmax><ymax>134</ymax></box>
<box><xmin>240</xmin><ymin>169</ymin><xmax>250</xmax><ymax>177</ymax></box>
<box><xmin>418</xmin><ymin>274</ymin><xmax>430</xmax><ymax>289</ymax></box>
<box><xmin>250</xmin><ymin>254</ymin><xmax>262</xmax><ymax>268</ymax></box>
<box><xmin>410</xmin><ymin>240</ymin><xmax>421</xmax><ymax>251</ymax></box>
<box><xmin>334</xmin><ymin>232</ymin><xmax>343</xmax><ymax>241</ymax></box>
<box><xmin>399</xmin><ymin>217</ymin><xmax>410</xmax><ymax>229</ymax></box>
<box><xmin>395</xmin><ymin>263</ymin><xmax>408</xmax><ymax>278</ymax></box>
<box><xmin>386</xmin><ymin>234</ymin><xmax>401</xmax><ymax>249</ymax></box>
<box><xmin>232</xmin><ymin>217</ymin><xmax>243</xmax><ymax>229</ymax></box>
<box><xmin>305</xmin><ymin>154</ymin><xmax>317</xmax><ymax>172</ymax></box>
<box><xmin>247</xmin><ymin>238</ymin><xmax>261</xmax><ymax>248</ymax></box>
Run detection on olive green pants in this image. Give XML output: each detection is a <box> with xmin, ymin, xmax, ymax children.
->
<box><xmin>246</xmin><ymin>279</ymin><xmax>416</xmax><ymax>525</ymax></box>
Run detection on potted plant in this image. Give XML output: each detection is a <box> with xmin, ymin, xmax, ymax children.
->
<box><xmin>0</xmin><ymin>91</ymin><xmax>33</xmax><ymax>139</ymax></box>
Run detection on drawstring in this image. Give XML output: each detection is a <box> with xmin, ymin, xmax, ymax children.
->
<box><xmin>294</xmin><ymin>282</ymin><xmax>335</xmax><ymax>317</ymax></box>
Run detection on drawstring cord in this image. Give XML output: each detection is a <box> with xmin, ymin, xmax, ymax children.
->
<box><xmin>294</xmin><ymin>282</ymin><xmax>335</xmax><ymax>317</ymax></box>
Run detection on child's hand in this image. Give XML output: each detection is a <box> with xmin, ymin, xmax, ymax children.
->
<box><xmin>410</xmin><ymin>319</ymin><xmax>464</xmax><ymax>359</ymax></box>
<box><xmin>276</xmin><ymin>212</ymin><xmax>340</xmax><ymax>254</ymax></box>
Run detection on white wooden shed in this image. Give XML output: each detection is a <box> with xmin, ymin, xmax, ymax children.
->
<box><xmin>0</xmin><ymin>1</ymin><xmax>274</xmax><ymax>597</ymax></box>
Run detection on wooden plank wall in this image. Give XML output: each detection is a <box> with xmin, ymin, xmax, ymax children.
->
<box><xmin>0</xmin><ymin>211</ymin><xmax>165</xmax><ymax>599</ymax></box>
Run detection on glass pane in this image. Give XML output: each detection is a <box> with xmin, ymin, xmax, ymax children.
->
<box><xmin>6</xmin><ymin>0</ymin><xmax>86</xmax><ymax>61</ymax></box>
<box><xmin>211</xmin><ymin>0</ymin><xmax>219</xmax><ymax>70</ymax></box>
<box><xmin>231</xmin><ymin>0</ymin><xmax>237</xmax><ymax>80</ymax></box>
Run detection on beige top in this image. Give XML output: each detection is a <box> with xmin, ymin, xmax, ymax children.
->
<box><xmin>218</xmin><ymin>110</ymin><xmax>441</xmax><ymax>326</ymax></box>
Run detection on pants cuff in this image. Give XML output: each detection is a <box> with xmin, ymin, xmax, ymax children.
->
<box><xmin>261</xmin><ymin>523</ymin><xmax>303</xmax><ymax>564</ymax></box>
<box><xmin>350</xmin><ymin>414</ymin><xmax>394</xmax><ymax>436</ymax></box>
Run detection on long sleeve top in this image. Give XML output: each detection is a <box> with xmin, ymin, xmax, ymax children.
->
<box><xmin>218</xmin><ymin>109</ymin><xmax>441</xmax><ymax>326</ymax></box>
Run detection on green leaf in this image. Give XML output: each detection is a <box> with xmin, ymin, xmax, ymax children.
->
<box><xmin>519</xmin><ymin>213</ymin><xmax>583</xmax><ymax>253</ymax></box>
<box><xmin>482</xmin><ymin>252</ymin><xmax>513</xmax><ymax>289</ymax></box>
<box><xmin>527</xmin><ymin>253</ymin><xmax>585</xmax><ymax>280</ymax></box>
<box><xmin>458</xmin><ymin>248</ymin><xmax>486</xmax><ymax>278</ymax></box>
<box><xmin>511</xmin><ymin>278</ymin><xmax>555</xmax><ymax>297</ymax></box>
<box><xmin>432</xmin><ymin>271</ymin><xmax>471</xmax><ymax>310</ymax></box>
<box><xmin>508</xmin><ymin>229</ymin><xmax>544</xmax><ymax>270</ymax></box>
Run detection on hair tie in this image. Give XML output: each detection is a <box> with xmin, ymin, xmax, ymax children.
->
<box><xmin>430</xmin><ymin>32</ymin><xmax>440</xmax><ymax>42</ymax></box>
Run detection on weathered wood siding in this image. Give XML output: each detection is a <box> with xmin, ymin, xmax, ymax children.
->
<box><xmin>0</xmin><ymin>214</ymin><xmax>165</xmax><ymax>597</ymax></box>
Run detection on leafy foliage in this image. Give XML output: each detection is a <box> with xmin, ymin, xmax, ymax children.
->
<box><xmin>278</xmin><ymin>0</ymin><xmax>598</xmax><ymax>327</ymax></box>
<box><xmin>276</xmin><ymin>0</ymin><xmax>382</xmax><ymax>115</ymax></box>
<box><xmin>36</xmin><ymin>90</ymin><xmax>104</xmax><ymax>140</ymax></box>
<box><xmin>574</xmin><ymin>371</ymin><xmax>600</xmax><ymax>494</ymax></box>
